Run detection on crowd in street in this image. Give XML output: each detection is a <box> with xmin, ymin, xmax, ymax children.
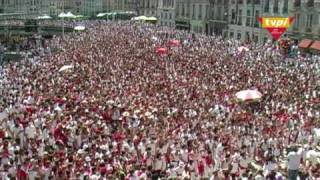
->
<box><xmin>0</xmin><ymin>21</ymin><xmax>319</xmax><ymax>180</ymax></box>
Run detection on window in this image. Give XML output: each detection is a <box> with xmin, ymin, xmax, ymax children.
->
<box><xmin>245</xmin><ymin>32</ymin><xmax>250</xmax><ymax>41</ymax></box>
<box><xmin>273</xmin><ymin>0</ymin><xmax>279</xmax><ymax>13</ymax></box>
<box><xmin>264</xmin><ymin>0</ymin><xmax>269</xmax><ymax>12</ymax></box>
<box><xmin>294</xmin><ymin>0</ymin><xmax>301</xmax><ymax>7</ymax></box>
<box><xmin>238</xmin><ymin>9</ymin><xmax>242</xmax><ymax>25</ymax></box>
<box><xmin>283</xmin><ymin>0</ymin><xmax>288</xmax><ymax>13</ymax></box>
<box><xmin>198</xmin><ymin>4</ymin><xmax>202</xmax><ymax>19</ymax></box>
<box><xmin>247</xmin><ymin>0</ymin><xmax>251</xmax><ymax>4</ymax></box>
<box><xmin>169</xmin><ymin>13</ymin><xmax>172</xmax><ymax>20</ymax></box>
<box><xmin>230</xmin><ymin>31</ymin><xmax>234</xmax><ymax>38</ymax></box>
<box><xmin>192</xmin><ymin>4</ymin><xmax>195</xmax><ymax>18</ymax></box>
<box><xmin>254</xmin><ymin>0</ymin><xmax>260</xmax><ymax>4</ymax></box>
<box><xmin>307</xmin><ymin>0</ymin><xmax>314</xmax><ymax>7</ymax></box>
<box><xmin>182</xmin><ymin>3</ymin><xmax>185</xmax><ymax>16</ymax></box>
<box><xmin>246</xmin><ymin>10</ymin><xmax>251</xmax><ymax>26</ymax></box>
<box><xmin>186</xmin><ymin>3</ymin><xmax>189</xmax><ymax>17</ymax></box>
<box><xmin>217</xmin><ymin>7</ymin><xmax>221</xmax><ymax>20</ymax></box>
<box><xmin>307</xmin><ymin>14</ymin><xmax>313</xmax><ymax>28</ymax></box>
<box><xmin>206</xmin><ymin>5</ymin><xmax>209</xmax><ymax>19</ymax></box>
<box><xmin>237</xmin><ymin>32</ymin><xmax>242</xmax><ymax>40</ymax></box>
<box><xmin>231</xmin><ymin>9</ymin><xmax>236</xmax><ymax>24</ymax></box>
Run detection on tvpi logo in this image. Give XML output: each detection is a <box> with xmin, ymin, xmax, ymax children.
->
<box><xmin>258</xmin><ymin>17</ymin><xmax>294</xmax><ymax>40</ymax></box>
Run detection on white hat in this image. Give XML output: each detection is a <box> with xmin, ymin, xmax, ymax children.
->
<box><xmin>77</xmin><ymin>149</ymin><xmax>84</xmax><ymax>154</ymax></box>
<box><xmin>85</xmin><ymin>156</ymin><xmax>91</xmax><ymax>162</ymax></box>
<box><xmin>122</xmin><ymin>111</ymin><xmax>130</xmax><ymax>117</ymax></box>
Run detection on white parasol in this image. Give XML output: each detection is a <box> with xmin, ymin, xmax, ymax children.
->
<box><xmin>59</xmin><ymin>65</ymin><xmax>74</xmax><ymax>72</ymax></box>
<box><xmin>236</xmin><ymin>89</ymin><xmax>262</xmax><ymax>101</ymax></box>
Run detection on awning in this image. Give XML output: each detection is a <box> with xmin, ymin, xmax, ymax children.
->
<box><xmin>310</xmin><ymin>40</ymin><xmax>320</xmax><ymax>51</ymax></box>
<box><xmin>298</xmin><ymin>39</ymin><xmax>313</xmax><ymax>48</ymax></box>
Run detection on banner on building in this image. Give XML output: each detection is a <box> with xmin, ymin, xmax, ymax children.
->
<box><xmin>258</xmin><ymin>17</ymin><xmax>294</xmax><ymax>41</ymax></box>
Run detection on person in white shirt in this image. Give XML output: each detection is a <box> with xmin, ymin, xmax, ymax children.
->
<box><xmin>287</xmin><ymin>146</ymin><xmax>303</xmax><ymax>180</ymax></box>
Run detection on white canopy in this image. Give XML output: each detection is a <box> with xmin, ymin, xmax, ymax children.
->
<box><xmin>37</xmin><ymin>15</ymin><xmax>52</xmax><ymax>20</ymax></box>
<box><xmin>58</xmin><ymin>12</ymin><xmax>76</xmax><ymax>18</ymax></box>
<box><xmin>74</xmin><ymin>25</ymin><xmax>85</xmax><ymax>31</ymax></box>
<box><xmin>97</xmin><ymin>13</ymin><xmax>108</xmax><ymax>17</ymax></box>
<box><xmin>132</xmin><ymin>16</ymin><xmax>157</xmax><ymax>21</ymax></box>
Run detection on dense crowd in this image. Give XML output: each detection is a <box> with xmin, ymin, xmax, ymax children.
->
<box><xmin>0</xmin><ymin>21</ymin><xmax>319</xmax><ymax>180</ymax></box>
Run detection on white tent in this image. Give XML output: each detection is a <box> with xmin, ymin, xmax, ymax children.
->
<box><xmin>58</xmin><ymin>12</ymin><xmax>76</xmax><ymax>18</ymax></box>
<box><xmin>58</xmin><ymin>12</ymin><xmax>67</xmax><ymax>18</ymax></box>
<box><xmin>37</xmin><ymin>15</ymin><xmax>52</xmax><ymax>20</ymax></box>
<box><xmin>97</xmin><ymin>13</ymin><xmax>108</xmax><ymax>17</ymax></box>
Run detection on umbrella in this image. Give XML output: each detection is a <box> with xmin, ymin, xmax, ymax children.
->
<box><xmin>156</xmin><ymin>47</ymin><xmax>168</xmax><ymax>55</ymax></box>
<box><xmin>74</xmin><ymin>25</ymin><xmax>85</xmax><ymax>31</ymax></box>
<box><xmin>235</xmin><ymin>89</ymin><xmax>262</xmax><ymax>101</ymax></box>
<box><xmin>238</xmin><ymin>46</ymin><xmax>250</xmax><ymax>52</ymax></box>
<box><xmin>169</xmin><ymin>39</ymin><xmax>180</xmax><ymax>47</ymax></box>
<box><xmin>59</xmin><ymin>65</ymin><xmax>74</xmax><ymax>72</ymax></box>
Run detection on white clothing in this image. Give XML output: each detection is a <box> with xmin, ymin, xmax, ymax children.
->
<box><xmin>287</xmin><ymin>148</ymin><xmax>302</xmax><ymax>170</ymax></box>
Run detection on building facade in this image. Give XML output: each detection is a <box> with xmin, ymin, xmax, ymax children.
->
<box><xmin>208</xmin><ymin>0</ymin><xmax>229</xmax><ymax>36</ymax></box>
<box><xmin>227</xmin><ymin>0</ymin><xmax>293</xmax><ymax>44</ymax></box>
<box><xmin>158</xmin><ymin>0</ymin><xmax>176</xmax><ymax>27</ymax></box>
<box><xmin>83</xmin><ymin>0</ymin><xmax>103</xmax><ymax>16</ymax></box>
<box><xmin>175</xmin><ymin>0</ymin><xmax>191</xmax><ymax>31</ymax></box>
<box><xmin>189</xmin><ymin>0</ymin><xmax>210</xmax><ymax>34</ymax></box>
<box><xmin>138</xmin><ymin>0</ymin><xmax>159</xmax><ymax>17</ymax></box>
<box><xmin>288</xmin><ymin>0</ymin><xmax>320</xmax><ymax>40</ymax></box>
<box><xmin>0</xmin><ymin>0</ymin><xmax>50</xmax><ymax>16</ymax></box>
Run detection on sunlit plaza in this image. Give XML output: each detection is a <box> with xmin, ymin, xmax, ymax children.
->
<box><xmin>0</xmin><ymin>0</ymin><xmax>319</xmax><ymax>179</ymax></box>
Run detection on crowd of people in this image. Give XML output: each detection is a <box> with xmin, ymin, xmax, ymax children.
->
<box><xmin>0</xmin><ymin>20</ymin><xmax>319</xmax><ymax>180</ymax></box>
